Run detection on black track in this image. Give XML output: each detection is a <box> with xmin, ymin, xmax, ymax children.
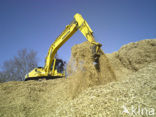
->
<box><xmin>25</xmin><ymin>76</ymin><xmax>63</xmax><ymax>81</ymax></box>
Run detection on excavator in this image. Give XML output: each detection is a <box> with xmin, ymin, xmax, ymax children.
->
<box><xmin>25</xmin><ymin>13</ymin><xmax>102</xmax><ymax>81</ymax></box>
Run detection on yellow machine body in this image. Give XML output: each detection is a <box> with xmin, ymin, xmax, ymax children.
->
<box><xmin>25</xmin><ymin>13</ymin><xmax>101</xmax><ymax>80</ymax></box>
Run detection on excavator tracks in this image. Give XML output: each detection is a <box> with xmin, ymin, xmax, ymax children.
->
<box><xmin>25</xmin><ymin>76</ymin><xmax>63</xmax><ymax>81</ymax></box>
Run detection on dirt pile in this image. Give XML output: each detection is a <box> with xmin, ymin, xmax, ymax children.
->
<box><xmin>56</xmin><ymin>62</ymin><xmax>156</xmax><ymax>116</ymax></box>
<box><xmin>67</xmin><ymin>41</ymin><xmax>116</xmax><ymax>98</ymax></box>
<box><xmin>0</xmin><ymin>39</ymin><xmax>155</xmax><ymax>117</ymax></box>
<box><xmin>0</xmin><ymin>78</ymin><xmax>70</xmax><ymax>117</ymax></box>
<box><xmin>117</xmin><ymin>39</ymin><xmax>156</xmax><ymax>71</ymax></box>
<box><xmin>106</xmin><ymin>39</ymin><xmax>156</xmax><ymax>80</ymax></box>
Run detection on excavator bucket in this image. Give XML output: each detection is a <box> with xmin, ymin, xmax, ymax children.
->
<box><xmin>91</xmin><ymin>44</ymin><xmax>102</xmax><ymax>71</ymax></box>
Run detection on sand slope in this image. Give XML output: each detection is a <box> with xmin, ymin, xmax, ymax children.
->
<box><xmin>106</xmin><ymin>39</ymin><xmax>156</xmax><ymax>80</ymax></box>
<box><xmin>0</xmin><ymin>39</ymin><xmax>155</xmax><ymax>117</ymax></box>
<box><xmin>56</xmin><ymin>62</ymin><xmax>156</xmax><ymax>117</ymax></box>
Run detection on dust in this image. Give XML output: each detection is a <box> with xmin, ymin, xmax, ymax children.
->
<box><xmin>67</xmin><ymin>41</ymin><xmax>116</xmax><ymax>98</ymax></box>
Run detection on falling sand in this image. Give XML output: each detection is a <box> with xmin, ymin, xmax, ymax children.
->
<box><xmin>67</xmin><ymin>41</ymin><xmax>116</xmax><ymax>98</ymax></box>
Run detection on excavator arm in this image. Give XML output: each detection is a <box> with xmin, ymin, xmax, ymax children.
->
<box><xmin>25</xmin><ymin>13</ymin><xmax>102</xmax><ymax>80</ymax></box>
<box><xmin>45</xmin><ymin>13</ymin><xmax>101</xmax><ymax>73</ymax></box>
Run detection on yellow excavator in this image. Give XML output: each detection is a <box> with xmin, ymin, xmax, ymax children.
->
<box><xmin>25</xmin><ymin>13</ymin><xmax>102</xmax><ymax>81</ymax></box>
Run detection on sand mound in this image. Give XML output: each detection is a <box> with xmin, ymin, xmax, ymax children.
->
<box><xmin>106</xmin><ymin>39</ymin><xmax>156</xmax><ymax>80</ymax></box>
<box><xmin>0</xmin><ymin>39</ymin><xmax>155</xmax><ymax>117</ymax></box>
<box><xmin>67</xmin><ymin>41</ymin><xmax>116</xmax><ymax>98</ymax></box>
<box><xmin>118</xmin><ymin>39</ymin><xmax>156</xmax><ymax>71</ymax></box>
<box><xmin>0</xmin><ymin>78</ymin><xmax>70</xmax><ymax>117</ymax></box>
<box><xmin>56</xmin><ymin>62</ymin><xmax>156</xmax><ymax>116</ymax></box>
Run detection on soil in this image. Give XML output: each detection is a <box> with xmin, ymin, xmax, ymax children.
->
<box><xmin>0</xmin><ymin>39</ymin><xmax>155</xmax><ymax>117</ymax></box>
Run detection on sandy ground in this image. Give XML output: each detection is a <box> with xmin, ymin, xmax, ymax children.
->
<box><xmin>0</xmin><ymin>39</ymin><xmax>156</xmax><ymax>117</ymax></box>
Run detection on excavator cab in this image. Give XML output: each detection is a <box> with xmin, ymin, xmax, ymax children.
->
<box><xmin>51</xmin><ymin>58</ymin><xmax>65</xmax><ymax>75</ymax></box>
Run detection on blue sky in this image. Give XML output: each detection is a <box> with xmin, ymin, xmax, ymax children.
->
<box><xmin>0</xmin><ymin>0</ymin><xmax>156</xmax><ymax>67</ymax></box>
